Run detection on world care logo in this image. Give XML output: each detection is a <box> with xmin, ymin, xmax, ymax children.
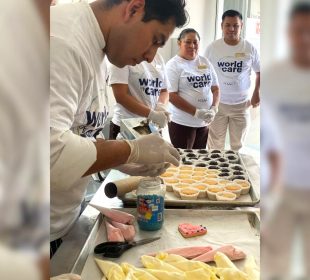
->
<box><xmin>217</xmin><ymin>56</ymin><xmax>244</xmax><ymax>79</ymax></box>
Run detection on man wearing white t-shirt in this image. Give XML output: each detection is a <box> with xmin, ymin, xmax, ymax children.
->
<box><xmin>50</xmin><ymin>0</ymin><xmax>187</xmax><ymax>258</ymax></box>
<box><xmin>261</xmin><ymin>3</ymin><xmax>310</xmax><ymax>278</ymax></box>
<box><xmin>204</xmin><ymin>9</ymin><xmax>260</xmax><ymax>151</ymax></box>
<box><xmin>108</xmin><ymin>52</ymin><xmax>170</xmax><ymax>139</ymax></box>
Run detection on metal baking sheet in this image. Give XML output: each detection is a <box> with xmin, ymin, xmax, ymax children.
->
<box><xmin>78</xmin><ymin>208</ymin><xmax>260</xmax><ymax>279</ymax></box>
<box><xmin>120</xmin><ymin>117</ymin><xmax>151</xmax><ymax>139</ymax></box>
<box><xmin>122</xmin><ymin>151</ymin><xmax>260</xmax><ymax>207</ymax></box>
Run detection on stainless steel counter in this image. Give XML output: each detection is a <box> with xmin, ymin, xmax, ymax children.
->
<box><xmin>50</xmin><ymin>185</ymin><xmax>123</xmax><ymax>276</ymax></box>
<box><xmin>51</xmin><ymin>153</ymin><xmax>259</xmax><ymax>276</ymax></box>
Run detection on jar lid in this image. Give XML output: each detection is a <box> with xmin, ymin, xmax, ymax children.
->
<box><xmin>138</xmin><ymin>177</ymin><xmax>161</xmax><ymax>188</ymax></box>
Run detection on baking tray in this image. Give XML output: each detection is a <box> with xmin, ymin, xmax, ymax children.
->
<box><xmin>77</xmin><ymin>208</ymin><xmax>260</xmax><ymax>279</ymax></box>
<box><xmin>122</xmin><ymin>150</ymin><xmax>260</xmax><ymax>207</ymax></box>
<box><xmin>120</xmin><ymin>117</ymin><xmax>159</xmax><ymax>139</ymax></box>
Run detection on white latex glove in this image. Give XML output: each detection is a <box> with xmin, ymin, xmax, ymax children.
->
<box><xmin>194</xmin><ymin>106</ymin><xmax>218</xmax><ymax>124</ymax></box>
<box><xmin>204</xmin><ymin>106</ymin><xmax>218</xmax><ymax>124</ymax></box>
<box><xmin>194</xmin><ymin>108</ymin><xmax>209</xmax><ymax>120</ymax></box>
<box><xmin>125</xmin><ymin>134</ymin><xmax>180</xmax><ymax>166</ymax></box>
<box><xmin>115</xmin><ymin>162</ymin><xmax>170</xmax><ymax>176</ymax></box>
<box><xmin>50</xmin><ymin>274</ymin><xmax>81</xmax><ymax>280</ymax></box>
<box><xmin>155</xmin><ymin>102</ymin><xmax>168</xmax><ymax>111</ymax></box>
<box><xmin>148</xmin><ymin>109</ymin><xmax>170</xmax><ymax>128</ymax></box>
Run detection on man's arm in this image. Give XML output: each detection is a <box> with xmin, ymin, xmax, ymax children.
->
<box><xmin>82</xmin><ymin>139</ymin><xmax>130</xmax><ymax>176</ymax></box>
<box><xmin>211</xmin><ymin>85</ymin><xmax>220</xmax><ymax>107</ymax></box>
<box><xmin>112</xmin><ymin>83</ymin><xmax>152</xmax><ymax>116</ymax></box>
<box><xmin>268</xmin><ymin>150</ymin><xmax>283</xmax><ymax>192</ymax></box>
<box><xmin>251</xmin><ymin>72</ymin><xmax>260</xmax><ymax>107</ymax></box>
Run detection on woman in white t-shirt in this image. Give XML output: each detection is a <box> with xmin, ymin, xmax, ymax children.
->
<box><xmin>166</xmin><ymin>28</ymin><xmax>220</xmax><ymax>149</ymax></box>
<box><xmin>108</xmin><ymin>52</ymin><xmax>170</xmax><ymax>139</ymax></box>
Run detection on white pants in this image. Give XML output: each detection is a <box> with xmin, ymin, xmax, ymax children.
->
<box><xmin>207</xmin><ymin>101</ymin><xmax>251</xmax><ymax>151</ymax></box>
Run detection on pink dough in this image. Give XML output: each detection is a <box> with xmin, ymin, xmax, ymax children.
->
<box><xmin>149</xmin><ymin>246</ymin><xmax>213</xmax><ymax>259</ymax></box>
<box><xmin>105</xmin><ymin>220</ymin><xmax>125</xmax><ymax>242</ymax></box>
<box><xmin>110</xmin><ymin>220</ymin><xmax>136</xmax><ymax>241</ymax></box>
<box><xmin>90</xmin><ymin>204</ymin><xmax>135</xmax><ymax>224</ymax></box>
<box><xmin>178</xmin><ymin>223</ymin><xmax>207</xmax><ymax>238</ymax></box>
<box><xmin>192</xmin><ymin>245</ymin><xmax>246</xmax><ymax>262</ymax></box>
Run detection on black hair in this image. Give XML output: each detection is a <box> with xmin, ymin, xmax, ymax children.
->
<box><xmin>222</xmin><ymin>9</ymin><xmax>243</xmax><ymax>21</ymax></box>
<box><xmin>102</xmin><ymin>0</ymin><xmax>188</xmax><ymax>28</ymax></box>
<box><xmin>289</xmin><ymin>1</ymin><xmax>310</xmax><ymax>19</ymax></box>
<box><xmin>142</xmin><ymin>0</ymin><xmax>188</xmax><ymax>28</ymax></box>
<box><xmin>177</xmin><ymin>28</ymin><xmax>200</xmax><ymax>41</ymax></box>
<box><xmin>102</xmin><ymin>0</ymin><xmax>124</xmax><ymax>9</ymax></box>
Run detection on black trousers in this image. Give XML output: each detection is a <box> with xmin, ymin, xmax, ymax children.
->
<box><xmin>109</xmin><ymin>121</ymin><xmax>120</xmax><ymax>140</ymax></box>
<box><xmin>168</xmin><ymin>121</ymin><xmax>209</xmax><ymax>149</ymax></box>
<box><xmin>50</xmin><ymin>238</ymin><xmax>62</xmax><ymax>258</ymax></box>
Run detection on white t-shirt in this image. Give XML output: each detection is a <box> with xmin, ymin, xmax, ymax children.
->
<box><xmin>260</xmin><ymin>106</ymin><xmax>282</xmax><ymax>194</ymax></box>
<box><xmin>0</xmin><ymin>0</ymin><xmax>48</xmax><ymax>278</ymax></box>
<box><xmin>166</xmin><ymin>55</ymin><xmax>218</xmax><ymax>127</ymax></box>
<box><xmin>262</xmin><ymin>59</ymin><xmax>310</xmax><ymax>189</ymax></box>
<box><xmin>204</xmin><ymin>38</ymin><xmax>260</xmax><ymax>105</ymax></box>
<box><xmin>50</xmin><ymin>2</ymin><xmax>109</xmax><ymax>241</ymax></box>
<box><xmin>108</xmin><ymin>53</ymin><xmax>168</xmax><ymax>126</ymax></box>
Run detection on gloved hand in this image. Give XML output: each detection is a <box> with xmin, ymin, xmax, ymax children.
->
<box><xmin>194</xmin><ymin>106</ymin><xmax>218</xmax><ymax>124</ymax></box>
<box><xmin>148</xmin><ymin>109</ymin><xmax>170</xmax><ymax>128</ymax></box>
<box><xmin>115</xmin><ymin>162</ymin><xmax>170</xmax><ymax>176</ymax></box>
<box><xmin>155</xmin><ymin>102</ymin><xmax>168</xmax><ymax>112</ymax></box>
<box><xmin>155</xmin><ymin>102</ymin><xmax>171</xmax><ymax>122</ymax></box>
<box><xmin>125</xmin><ymin>134</ymin><xmax>180</xmax><ymax>166</ymax></box>
<box><xmin>50</xmin><ymin>274</ymin><xmax>81</xmax><ymax>280</ymax></box>
<box><xmin>204</xmin><ymin>106</ymin><xmax>218</xmax><ymax>124</ymax></box>
<box><xmin>194</xmin><ymin>108</ymin><xmax>209</xmax><ymax>120</ymax></box>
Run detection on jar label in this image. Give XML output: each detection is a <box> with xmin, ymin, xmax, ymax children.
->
<box><xmin>137</xmin><ymin>195</ymin><xmax>164</xmax><ymax>227</ymax></box>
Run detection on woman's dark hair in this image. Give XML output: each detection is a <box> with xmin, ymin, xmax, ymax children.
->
<box><xmin>103</xmin><ymin>0</ymin><xmax>188</xmax><ymax>28</ymax></box>
<box><xmin>289</xmin><ymin>1</ymin><xmax>310</xmax><ymax>19</ymax></box>
<box><xmin>177</xmin><ymin>28</ymin><xmax>200</xmax><ymax>41</ymax></box>
<box><xmin>222</xmin><ymin>9</ymin><xmax>243</xmax><ymax>21</ymax></box>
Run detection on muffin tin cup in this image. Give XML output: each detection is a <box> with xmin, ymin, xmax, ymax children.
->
<box><xmin>216</xmin><ymin>191</ymin><xmax>237</xmax><ymax>201</ymax></box>
<box><xmin>231</xmin><ymin>175</ymin><xmax>248</xmax><ymax>181</ymax></box>
<box><xmin>205</xmin><ymin>169</ymin><xmax>221</xmax><ymax>175</ymax></box>
<box><xmin>172</xmin><ymin>184</ymin><xmax>192</xmax><ymax>198</ymax></box>
<box><xmin>162</xmin><ymin>177</ymin><xmax>180</xmax><ymax>192</ymax></box>
<box><xmin>224</xmin><ymin>183</ymin><xmax>242</xmax><ymax>198</ymax></box>
<box><xmin>230</xmin><ymin>164</ymin><xmax>245</xmax><ymax>172</ymax></box>
<box><xmin>177</xmin><ymin>170</ymin><xmax>194</xmax><ymax>177</ymax></box>
<box><xmin>206</xmin><ymin>186</ymin><xmax>225</xmax><ymax>200</ymax></box>
<box><xmin>192</xmin><ymin>183</ymin><xmax>208</xmax><ymax>199</ymax></box>
<box><xmin>233</xmin><ymin>179</ymin><xmax>251</xmax><ymax>195</ymax></box>
<box><xmin>217</xmin><ymin>179</ymin><xmax>231</xmax><ymax>186</ymax></box>
<box><xmin>208</xmin><ymin>149</ymin><xmax>223</xmax><ymax>155</ymax></box>
<box><xmin>209</xmin><ymin>153</ymin><xmax>223</xmax><ymax>160</ymax></box>
<box><xmin>179</xmin><ymin>187</ymin><xmax>200</xmax><ymax>200</ymax></box>
<box><xmin>193</xmin><ymin>165</ymin><xmax>208</xmax><ymax>171</ymax></box>
<box><xmin>160</xmin><ymin>171</ymin><xmax>177</xmax><ymax>178</ymax></box>
<box><xmin>224</xmin><ymin>150</ymin><xmax>238</xmax><ymax>156</ymax></box>
<box><xmin>193</xmin><ymin>162</ymin><xmax>209</xmax><ymax>168</ymax></box>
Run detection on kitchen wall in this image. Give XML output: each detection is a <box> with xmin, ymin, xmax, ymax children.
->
<box><xmin>105</xmin><ymin>1</ymin><xmax>219</xmax><ymax>138</ymax></box>
<box><xmin>159</xmin><ymin>0</ymin><xmax>218</xmax><ymax>62</ymax></box>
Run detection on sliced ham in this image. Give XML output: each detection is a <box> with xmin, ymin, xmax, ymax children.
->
<box><xmin>149</xmin><ymin>246</ymin><xmax>213</xmax><ymax>259</ymax></box>
<box><xmin>105</xmin><ymin>220</ymin><xmax>124</xmax><ymax>242</ymax></box>
<box><xmin>110</xmin><ymin>220</ymin><xmax>136</xmax><ymax>241</ymax></box>
<box><xmin>192</xmin><ymin>245</ymin><xmax>246</xmax><ymax>263</ymax></box>
<box><xmin>90</xmin><ymin>204</ymin><xmax>135</xmax><ymax>224</ymax></box>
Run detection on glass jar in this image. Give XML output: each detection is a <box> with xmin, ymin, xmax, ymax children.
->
<box><xmin>136</xmin><ymin>177</ymin><xmax>165</xmax><ymax>231</ymax></box>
